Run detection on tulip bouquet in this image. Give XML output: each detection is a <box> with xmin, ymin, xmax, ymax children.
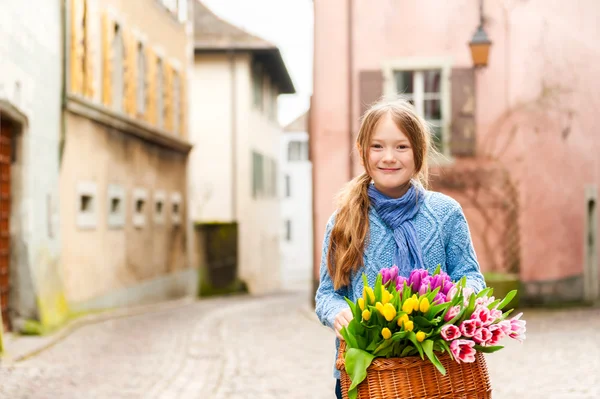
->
<box><xmin>340</xmin><ymin>266</ymin><xmax>526</xmax><ymax>399</ymax></box>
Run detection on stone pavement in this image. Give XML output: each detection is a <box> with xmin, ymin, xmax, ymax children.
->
<box><xmin>0</xmin><ymin>291</ymin><xmax>599</xmax><ymax>399</ymax></box>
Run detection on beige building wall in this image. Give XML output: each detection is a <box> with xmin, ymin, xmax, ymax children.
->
<box><xmin>190</xmin><ymin>52</ymin><xmax>281</xmax><ymax>294</ymax></box>
<box><xmin>62</xmin><ymin>0</ymin><xmax>194</xmax><ymax>310</ymax></box>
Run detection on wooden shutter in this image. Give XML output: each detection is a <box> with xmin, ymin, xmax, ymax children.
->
<box><xmin>179</xmin><ymin>71</ymin><xmax>186</xmax><ymax>137</ymax></box>
<box><xmin>123</xmin><ymin>29</ymin><xmax>136</xmax><ymax>117</ymax></box>
<box><xmin>450</xmin><ymin>68</ymin><xmax>476</xmax><ymax>157</ymax></box>
<box><xmin>70</xmin><ymin>0</ymin><xmax>84</xmax><ymax>95</ymax></box>
<box><xmin>101</xmin><ymin>12</ymin><xmax>113</xmax><ymax>107</ymax></box>
<box><xmin>359</xmin><ymin>70</ymin><xmax>384</xmax><ymax>118</ymax></box>
<box><xmin>164</xmin><ymin>63</ymin><xmax>174</xmax><ymax>132</ymax></box>
<box><xmin>146</xmin><ymin>47</ymin><xmax>156</xmax><ymax>124</ymax></box>
<box><xmin>83</xmin><ymin>0</ymin><xmax>94</xmax><ymax>99</ymax></box>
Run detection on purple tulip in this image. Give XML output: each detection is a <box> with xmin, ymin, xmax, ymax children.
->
<box><xmin>408</xmin><ymin>269</ymin><xmax>428</xmax><ymax>292</ymax></box>
<box><xmin>433</xmin><ymin>292</ymin><xmax>447</xmax><ymax>304</ymax></box>
<box><xmin>380</xmin><ymin>268</ymin><xmax>391</xmax><ymax>285</ymax></box>
<box><xmin>395</xmin><ymin>276</ymin><xmax>408</xmax><ymax>292</ymax></box>
<box><xmin>389</xmin><ymin>265</ymin><xmax>399</xmax><ymax>281</ymax></box>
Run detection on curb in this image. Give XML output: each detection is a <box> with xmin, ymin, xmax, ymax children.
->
<box><xmin>1</xmin><ymin>296</ymin><xmax>197</xmax><ymax>364</ymax></box>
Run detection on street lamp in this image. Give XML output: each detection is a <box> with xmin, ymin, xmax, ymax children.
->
<box><xmin>469</xmin><ymin>0</ymin><xmax>492</xmax><ymax>67</ymax></box>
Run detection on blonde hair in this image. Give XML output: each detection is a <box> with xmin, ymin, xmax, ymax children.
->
<box><xmin>327</xmin><ymin>98</ymin><xmax>436</xmax><ymax>289</ymax></box>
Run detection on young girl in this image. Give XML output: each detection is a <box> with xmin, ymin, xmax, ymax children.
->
<box><xmin>314</xmin><ymin>98</ymin><xmax>486</xmax><ymax>398</ymax></box>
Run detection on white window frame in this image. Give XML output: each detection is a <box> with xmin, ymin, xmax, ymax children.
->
<box><xmin>154</xmin><ymin>190</ymin><xmax>166</xmax><ymax>225</ymax></box>
<box><xmin>77</xmin><ymin>181</ymin><xmax>97</xmax><ymax>230</ymax></box>
<box><xmin>171</xmin><ymin>192</ymin><xmax>182</xmax><ymax>225</ymax></box>
<box><xmin>107</xmin><ymin>184</ymin><xmax>126</xmax><ymax>229</ymax></box>
<box><xmin>177</xmin><ymin>0</ymin><xmax>188</xmax><ymax>23</ymax></box>
<box><xmin>132</xmin><ymin>188</ymin><xmax>148</xmax><ymax>228</ymax></box>
<box><xmin>382</xmin><ymin>57</ymin><xmax>453</xmax><ymax>161</ymax></box>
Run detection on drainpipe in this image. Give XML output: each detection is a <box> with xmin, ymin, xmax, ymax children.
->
<box><xmin>228</xmin><ymin>50</ymin><xmax>237</xmax><ymax>221</ymax></box>
<box><xmin>347</xmin><ymin>0</ymin><xmax>354</xmax><ymax>180</ymax></box>
<box><xmin>59</xmin><ymin>0</ymin><xmax>68</xmax><ymax>167</ymax></box>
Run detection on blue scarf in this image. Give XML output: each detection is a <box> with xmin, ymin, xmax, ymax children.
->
<box><xmin>367</xmin><ymin>183</ymin><xmax>425</xmax><ymax>276</ymax></box>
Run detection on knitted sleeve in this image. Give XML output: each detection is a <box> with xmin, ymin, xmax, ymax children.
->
<box><xmin>314</xmin><ymin>213</ymin><xmax>350</xmax><ymax>330</ymax></box>
<box><xmin>444</xmin><ymin>203</ymin><xmax>486</xmax><ymax>292</ymax></box>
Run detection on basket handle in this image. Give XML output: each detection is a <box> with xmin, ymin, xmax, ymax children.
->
<box><xmin>335</xmin><ymin>340</ymin><xmax>347</xmax><ymax>370</ymax></box>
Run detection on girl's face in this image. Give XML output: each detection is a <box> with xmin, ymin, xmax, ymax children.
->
<box><xmin>366</xmin><ymin>113</ymin><xmax>416</xmax><ymax>198</ymax></box>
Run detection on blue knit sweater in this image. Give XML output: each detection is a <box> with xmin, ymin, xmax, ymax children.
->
<box><xmin>314</xmin><ymin>190</ymin><xmax>486</xmax><ymax>379</ymax></box>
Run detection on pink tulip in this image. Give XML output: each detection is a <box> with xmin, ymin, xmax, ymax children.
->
<box><xmin>380</xmin><ymin>268</ymin><xmax>391</xmax><ymax>285</ymax></box>
<box><xmin>444</xmin><ymin>305</ymin><xmax>461</xmax><ymax>322</ymax></box>
<box><xmin>447</xmin><ymin>286</ymin><xmax>458</xmax><ymax>301</ymax></box>
<box><xmin>462</xmin><ymin>288</ymin><xmax>475</xmax><ymax>306</ymax></box>
<box><xmin>473</xmin><ymin>327</ymin><xmax>492</xmax><ymax>345</ymax></box>
<box><xmin>433</xmin><ymin>292</ymin><xmax>447</xmax><ymax>304</ymax></box>
<box><xmin>487</xmin><ymin>324</ymin><xmax>506</xmax><ymax>345</ymax></box>
<box><xmin>440</xmin><ymin>324</ymin><xmax>461</xmax><ymax>341</ymax></box>
<box><xmin>471</xmin><ymin>306</ymin><xmax>494</xmax><ymax>326</ymax></box>
<box><xmin>489</xmin><ymin>308</ymin><xmax>503</xmax><ymax>322</ymax></box>
<box><xmin>459</xmin><ymin>319</ymin><xmax>481</xmax><ymax>338</ymax></box>
<box><xmin>498</xmin><ymin>320</ymin><xmax>512</xmax><ymax>335</ymax></box>
<box><xmin>450</xmin><ymin>339</ymin><xmax>477</xmax><ymax>363</ymax></box>
<box><xmin>508</xmin><ymin>312</ymin><xmax>526</xmax><ymax>342</ymax></box>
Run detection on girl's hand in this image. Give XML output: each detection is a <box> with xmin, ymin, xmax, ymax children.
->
<box><xmin>334</xmin><ymin>308</ymin><xmax>353</xmax><ymax>340</ymax></box>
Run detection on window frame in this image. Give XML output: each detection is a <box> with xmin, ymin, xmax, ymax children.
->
<box><xmin>382</xmin><ymin>57</ymin><xmax>453</xmax><ymax>159</ymax></box>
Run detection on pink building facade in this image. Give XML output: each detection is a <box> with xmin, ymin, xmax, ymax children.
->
<box><xmin>311</xmin><ymin>0</ymin><xmax>600</xmax><ymax>305</ymax></box>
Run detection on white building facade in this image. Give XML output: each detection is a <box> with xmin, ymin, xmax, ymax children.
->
<box><xmin>280</xmin><ymin>112</ymin><xmax>313</xmax><ymax>291</ymax></box>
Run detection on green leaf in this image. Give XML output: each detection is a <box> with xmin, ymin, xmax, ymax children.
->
<box><xmin>487</xmin><ymin>299</ymin><xmax>502</xmax><ymax>310</ymax></box>
<box><xmin>426</xmin><ymin>302</ymin><xmax>452</xmax><ymax>319</ymax></box>
<box><xmin>400</xmin><ymin>345</ymin><xmax>417</xmax><ymax>357</ymax></box>
<box><xmin>413</xmin><ymin>316</ymin><xmax>437</xmax><ymax>328</ymax></box>
<box><xmin>496</xmin><ymin>290</ymin><xmax>518</xmax><ymax>310</ymax></box>
<box><xmin>499</xmin><ymin>308</ymin><xmax>514</xmax><ymax>321</ymax></box>
<box><xmin>433</xmin><ymin>264</ymin><xmax>442</xmax><ymax>275</ymax></box>
<box><xmin>341</xmin><ymin>326</ymin><xmax>359</xmax><ymax>349</ymax></box>
<box><xmin>390</xmin><ymin>330</ymin><xmax>408</xmax><ymax>342</ymax></box>
<box><xmin>405</xmin><ymin>332</ymin><xmax>424</xmax><ymax>359</ymax></box>
<box><xmin>458</xmin><ymin>276</ymin><xmax>467</xmax><ymax>288</ymax></box>
<box><xmin>460</xmin><ymin>292</ymin><xmax>477</xmax><ymax>322</ymax></box>
<box><xmin>476</xmin><ymin>287</ymin><xmax>493</xmax><ymax>299</ymax></box>
<box><xmin>473</xmin><ymin>344</ymin><xmax>504</xmax><ymax>353</ymax></box>
<box><xmin>437</xmin><ymin>339</ymin><xmax>453</xmax><ymax>360</ymax></box>
<box><xmin>374</xmin><ymin>274</ymin><xmax>383</xmax><ymax>303</ymax></box>
<box><xmin>422</xmin><ymin>339</ymin><xmax>446</xmax><ymax>375</ymax></box>
<box><xmin>345</xmin><ymin>297</ymin><xmax>362</xmax><ymax>323</ymax></box>
<box><xmin>373</xmin><ymin>339</ymin><xmax>394</xmax><ymax>356</ymax></box>
<box><xmin>345</xmin><ymin>348</ymin><xmax>376</xmax><ymax>399</ymax></box>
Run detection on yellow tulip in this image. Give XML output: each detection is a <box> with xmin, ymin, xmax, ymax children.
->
<box><xmin>382</xmin><ymin>289</ymin><xmax>392</xmax><ymax>305</ymax></box>
<box><xmin>382</xmin><ymin>327</ymin><xmax>392</xmax><ymax>340</ymax></box>
<box><xmin>416</xmin><ymin>331</ymin><xmax>426</xmax><ymax>342</ymax></box>
<box><xmin>404</xmin><ymin>320</ymin><xmax>414</xmax><ymax>332</ymax></box>
<box><xmin>382</xmin><ymin>303</ymin><xmax>396</xmax><ymax>321</ymax></box>
<box><xmin>362</xmin><ymin>309</ymin><xmax>371</xmax><ymax>321</ymax></box>
<box><xmin>397</xmin><ymin>314</ymin><xmax>410</xmax><ymax>327</ymax></box>
<box><xmin>402</xmin><ymin>298</ymin><xmax>415</xmax><ymax>314</ymax></box>
<box><xmin>358</xmin><ymin>297</ymin><xmax>365</xmax><ymax>311</ymax></box>
<box><xmin>413</xmin><ymin>296</ymin><xmax>420</xmax><ymax>312</ymax></box>
<box><xmin>376</xmin><ymin>302</ymin><xmax>384</xmax><ymax>315</ymax></box>
<box><xmin>365</xmin><ymin>287</ymin><xmax>375</xmax><ymax>304</ymax></box>
<box><xmin>419</xmin><ymin>297</ymin><xmax>430</xmax><ymax>313</ymax></box>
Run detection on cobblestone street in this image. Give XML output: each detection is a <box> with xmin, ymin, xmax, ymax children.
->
<box><xmin>1</xmin><ymin>291</ymin><xmax>599</xmax><ymax>399</ymax></box>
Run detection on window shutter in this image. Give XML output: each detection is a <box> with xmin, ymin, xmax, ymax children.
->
<box><xmin>179</xmin><ymin>71</ymin><xmax>186</xmax><ymax>137</ymax></box>
<box><xmin>359</xmin><ymin>70</ymin><xmax>384</xmax><ymax>118</ymax></box>
<box><xmin>123</xmin><ymin>29</ymin><xmax>136</xmax><ymax>117</ymax></box>
<box><xmin>450</xmin><ymin>68</ymin><xmax>476</xmax><ymax>157</ymax></box>
<box><xmin>70</xmin><ymin>0</ymin><xmax>84</xmax><ymax>95</ymax></box>
<box><xmin>101</xmin><ymin>12</ymin><xmax>113</xmax><ymax>107</ymax></box>
<box><xmin>164</xmin><ymin>63</ymin><xmax>173</xmax><ymax>132</ymax></box>
<box><xmin>145</xmin><ymin>47</ymin><xmax>156</xmax><ymax>124</ymax></box>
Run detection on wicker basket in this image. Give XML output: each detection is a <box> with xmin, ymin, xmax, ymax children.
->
<box><xmin>335</xmin><ymin>341</ymin><xmax>492</xmax><ymax>399</ymax></box>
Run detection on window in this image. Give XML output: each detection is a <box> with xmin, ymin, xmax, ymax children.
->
<box><xmin>107</xmin><ymin>184</ymin><xmax>125</xmax><ymax>228</ymax></box>
<box><xmin>77</xmin><ymin>181</ymin><xmax>97</xmax><ymax>229</ymax></box>
<box><xmin>154</xmin><ymin>191</ymin><xmax>166</xmax><ymax>224</ymax></box>
<box><xmin>137</xmin><ymin>42</ymin><xmax>146</xmax><ymax>116</ymax></box>
<box><xmin>252</xmin><ymin>61</ymin><xmax>264</xmax><ymax>111</ymax></box>
<box><xmin>252</xmin><ymin>152</ymin><xmax>277</xmax><ymax>198</ymax></box>
<box><xmin>132</xmin><ymin>188</ymin><xmax>148</xmax><ymax>228</ymax></box>
<box><xmin>285</xmin><ymin>220</ymin><xmax>292</xmax><ymax>241</ymax></box>
<box><xmin>171</xmin><ymin>192</ymin><xmax>182</xmax><ymax>225</ymax></box>
<box><xmin>156</xmin><ymin>57</ymin><xmax>164</xmax><ymax>128</ymax></box>
<box><xmin>285</xmin><ymin>175</ymin><xmax>291</xmax><ymax>198</ymax></box>
<box><xmin>393</xmin><ymin>68</ymin><xmax>446</xmax><ymax>151</ymax></box>
<box><xmin>112</xmin><ymin>24</ymin><xmax>125</xmax><ymax>112</ymax></box>
<box><xmin>288</xmin><ymin>141</ymin><xmax>308</xmax><ymax>162</ymax></box>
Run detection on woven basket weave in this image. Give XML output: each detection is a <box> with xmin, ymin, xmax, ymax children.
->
<box><xmin>335</xmin><ymin>341</ymin><xmax>492</xmax><ymax>399</ymax></box>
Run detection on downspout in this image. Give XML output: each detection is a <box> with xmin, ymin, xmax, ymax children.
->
<box><xmin>228</xmin><ymin>50</ymin><xmax>237</xmax><ymax>221</ymax></box>
<box><xmin>59</xmin><ymin>0</ymin><xmax>68</xmax><ymax>167</ymax></box>
<box><xmin>347</xmin><ymin>0</ymin><xmax>354</xmax><ymax>180</ymax></box>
